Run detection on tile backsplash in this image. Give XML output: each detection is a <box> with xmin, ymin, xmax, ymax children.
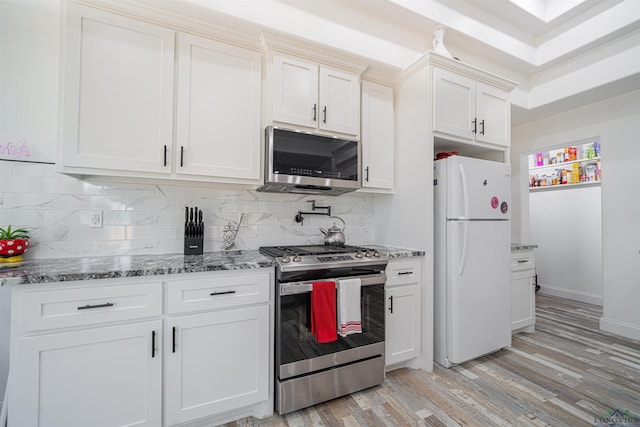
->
<box><xmin>0</xmin><ymin>160</ymin><xmax>376</xmax><ymax>259</ymax></box>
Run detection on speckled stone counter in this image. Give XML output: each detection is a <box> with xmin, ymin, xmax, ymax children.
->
<box><xmin>0</xmin><ymin>245</ymin><xmax>425</xmax><ymax>287</ymax></box>
<box><xmin>0</xmin><ymin>250</ymin><xmax>276</xmax><ymax>286</ymax></box>
<box><xmin>363</xmin><ymin>245</ymin><xmax>426</xmax><ymax>258</ymax></box>
<box><xmin>511</xmin><ymin>243</ymin><xmax>538</xmax><ymax>251</ymax></box>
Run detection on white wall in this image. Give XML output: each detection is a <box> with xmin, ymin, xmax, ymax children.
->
<box><xmin>529</xmin><ymin>185</ymin><xmax>602</xmax><ymax>304</ymax></box>
<box><xmin>511</xmin><ymin>89</ymin><xmax>640</xmax><ymax>340</ymax></box>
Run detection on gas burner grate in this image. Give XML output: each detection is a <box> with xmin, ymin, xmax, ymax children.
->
<box><xmin>259</xmin><ymin>245</ymin><xmax>370</xmax><ymax>258</ymax></box>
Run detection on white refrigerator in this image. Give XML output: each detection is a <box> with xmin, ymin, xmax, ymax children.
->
<box><xmin>434</xmin><ymin>155</ymin><xmax>512</xmax><ymax>368</ymax></box>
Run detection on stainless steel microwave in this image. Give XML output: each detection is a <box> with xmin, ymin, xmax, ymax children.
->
<box><xmin>257</xmin><ymin>126</ymin><xmax>361</xmax><ymax>196</ymax></box>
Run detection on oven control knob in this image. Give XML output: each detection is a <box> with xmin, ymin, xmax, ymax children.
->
<box><xmin>292</xmin><ymin>255</ymin><xmax>302</xmax><ymax>262</ymax></box>
<box><xmin>365</xmin><ymin>250</ymin><xmax>373</xmax><ymax>258</ymax></box>
<box><xmin>281</xmin><ymin>256</ymin><xmax>291</xmax><ymax>264</ymax></box>
<box><xmin>355</xmin><ymin>251</ymin><xmax>365</xmax><ymax>258</ymax></box>
<box><xmin>373</xmin><ymin>250</ymin><xmax>381</xmax><ymax>257</ymax></box>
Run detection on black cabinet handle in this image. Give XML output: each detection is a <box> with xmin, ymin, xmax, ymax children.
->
<box><xmin>472</xmin><ymin>118</ymin><xmax>477</xmax><ymax>134</ymax></box>
<box><xmin>517</xmin><ymin>259</ymin><xmax>528</xmax><ymax>263</ymax></box>
<box><xmin>151</xmin><ymin>330</ymin><xmax>156</xmax><ymax>358</ymax></box>
<box><xmin>163</xmin><ymin>145</ymin><xmax>167</xmax><ymax>166</ymax></box>
<box><xmin>322</xmin><ymin>106</ymin><xmax>327</xmax><ymax>123</ymax></box>
<box><xmin>180</xmin><ymin>146</ymin><xmax>184</xmax><ymax>167</ymax></box>
<box><xmin>172</xmin><ymin>326</ymin><xmax>176</xmax><ymax>353</ymax></box>
<box><xmin>398</xmin><ymin>271</ymin><xmax>413</xmax><ymax>276</ymax></box>
<box><xmin>365</xmin><ymin>166</ymin><xmax>369</xmax><ymax>182</ymax></box>
<box><xmin>388</xmin><ymin>295</ymin><xmax>393</xmax><ymax>313</ymax></box>
<box><xmin>480</xmin><ymin>120</ymin><xmax>485</xmax><ymax>135</ymax></box>
<box><xmin>77</xmin><ymin>302</ymin><xmax>114</xmax><ymax>311</ymax></box>
<box><xmin>313</xmin><ymin>104</ymin><xmax>317</xmax><ymax>122</ymax></box>
<box><xmin>210</xmin><ymin>290</ymin><xmax>236</xmax><ymax>296</ymax></box>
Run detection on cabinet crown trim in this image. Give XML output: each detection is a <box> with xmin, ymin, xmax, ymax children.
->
<box><xmin>397</xmin><ymin>51</ymin><xmax>518</xmax><ymax>92</ymax></box>
<box><xmin>262</xmin><ymin>32</ymin><xmax>368</xmax><ymax>75</ymax></box>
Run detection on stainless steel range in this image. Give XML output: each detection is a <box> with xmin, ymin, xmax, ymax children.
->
<box><xmin>259</xmin><ymin>245</ymin><xmax>388</xmax><ymax>414</ymax></box>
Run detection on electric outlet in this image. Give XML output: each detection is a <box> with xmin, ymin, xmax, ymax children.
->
<box><xmin>89</xmin><ymin>210</ymin><xmax>103</xmax><ymax>228</ymax></box>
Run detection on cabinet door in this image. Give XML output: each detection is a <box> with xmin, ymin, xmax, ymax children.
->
<box><xmin>176</xmin><ymin>33</ymin><xmax>262</xmax><ymax>181</ymax></box>
<box><xmin>319</xmin><ymin>66</ymin><xmax>360</xmax><ymax>136</ymax></box>
<box><xmin>61</xmin><ymin>4</ymin><xmax>174</xmax><ymax>174</ymax></box>
<box><xmin>511</xmin><ymin>271</ymin><xmax>535</xmax><ymax>331</ymax></box>
<box><xmin>433</xmin><ymin>68</ymin><xmax>475</xmax><ymax>141</ymax></box>
<box><xmin>165</xmin><ymin>306</ymin><xmax>269</xmax><ymax>425</ymax></box>
<box><xmin>385</xmin><ymin>284</ymin><xmax>421</xmax><ymax>366</ymax></box>
<box><xmin>476</xmin><ymin>83</ymin><xmax>510</xmax><ymax>147</ymax></box>
<box><xmin>361</xmin><ymin>81</ymin><xmax>394</xmax><ymax>190</ymax></box>
<box><xmin>10</xmin><ymin>321</ymin><xmax>162</xmax><ymax>427</ymax></box>
<box><xmin>272</xmin><ymin>53</ymin><xmax>318</xmax><ymax>129</ymax></box>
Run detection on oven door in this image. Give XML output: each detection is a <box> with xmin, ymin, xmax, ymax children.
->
<box><xmin>276</xmin><ymin>273</ymin><xmax>385</xmax><ymax>380</ymax></box>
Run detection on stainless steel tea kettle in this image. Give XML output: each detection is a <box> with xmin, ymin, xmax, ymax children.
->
<box><xmin>319</xmin><ymin>216</ymin><xmax>346</xmax><ymax>246</ymax></box>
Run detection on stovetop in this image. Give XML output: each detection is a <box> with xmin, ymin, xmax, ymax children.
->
<box><xmin>259</xmin><ymin>245</ymin><xmax>387</xmax><ymax>273</ymax></box>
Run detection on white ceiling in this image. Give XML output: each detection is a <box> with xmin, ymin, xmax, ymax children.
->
<box><xmin>127</xmin><ymin>0</ymin><xmax>640</xmax><ymax>124</ymax></box>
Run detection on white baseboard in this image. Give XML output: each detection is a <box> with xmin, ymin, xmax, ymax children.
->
<box><xmin>600</xmin><ymin>317</ymin><xmax>640</xmax><ymax>341</ymax></box>
<box><xmin>538</xmin><ymin>284</ymin><xmax>603</xmax><ymax>306</ymax></box>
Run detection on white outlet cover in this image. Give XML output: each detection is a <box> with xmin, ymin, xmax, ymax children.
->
<box><xmin>89</xmin><ymin>211</ymin><xmax>102</xmax><ymax>228</ymax></box>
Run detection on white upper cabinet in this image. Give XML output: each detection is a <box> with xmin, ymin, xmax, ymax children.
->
<box><xmin>272</xmin><ymin>53</ymin><xmax>360</xmax><ymax>137</ymax></box>
<box><xmin>361</xmin><ymin>81</ymin><xmax>394</xmax><ymax>191</ymax></box>
<box><xmin>433</xmin><ymin>67</ymin><xmax>510</xmax><ymax>148</ymax></box>
<box><xmin>176</xmin><ymin>33</ymin><xmax>262</xmax><ymax>181</ymax></box>
<box><xmin>61</xmin><ymin>4</ymin><xmax>175</xmax><ymax>173</ymax></box>
<box><xmin>60</xmin><ymin>4</ymin><xmax>263</xmax><ymax>185</ymax></box>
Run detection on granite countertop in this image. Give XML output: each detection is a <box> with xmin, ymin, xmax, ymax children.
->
<box><xmin>0</xmin><ymin>250</ymin><xmax>276</xmax><ymax>287</ymax></box>
<box><xmin>0</xmin><ymin>245</ymin><xmax>424</xmax><ymax>287</ymax></box>
<box><xmin>511</xmin><ymin>243</ymin><xmax>538</xmax><ymax>251</ymax></box>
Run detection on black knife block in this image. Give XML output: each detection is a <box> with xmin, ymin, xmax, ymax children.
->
<box><xmin>184</xmin><ymin>236</ymin><xmax>203</xmax><ymax>255</ymax></box>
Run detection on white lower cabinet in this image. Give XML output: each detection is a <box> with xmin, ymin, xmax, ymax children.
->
<box><xmin>7</xmin><ymin>270</ymin><xmax>273</xmax><ymax>427</ymax></box>
<box><xmin>164</xmin><ymin>306</ymin><xmax>269</xmax><ymax>425</ymax></box>
<box><xmin>385</xmin><ymin>259</ymin><xmax>422</xmax><ymax>367</ymax></box>
<box><xmin>511</xmin><ymin>249</ymin><xmax>536</xmax><ymax>333</ymax></box>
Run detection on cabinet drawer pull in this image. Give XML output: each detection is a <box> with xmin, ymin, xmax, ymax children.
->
<box><xmin>322</xmin><ymin>106</ymin><xmax>327</xmax><ymax>123</ymax></box>
<box><xmin>388</xmin><ymin>295</ymin><xmax>393</xmax><ymax>313</ymax></box>
<box><xmin>172</xmin><ymin>326</ymin><xmax>177</xmax><ymax>353</ymax></box>
<box><xmin>163</xmin><ymin>145</ymin><xmax>167</xmax><ymax>166</ymax></box>
<box><xmin>472</xmin><ymin>118</ymin><xmax>477</xmax><ymax>134</ymax></box>
<box><xmin>151</xmin><ymin>330</ymin><xmax>156</xmax><ymax>358</ymax></box>
<box><xmin>180</xmin><ymin>146</ymin><xmax>184</xmax><ymax>167</ymax></box>
<box><xmin>365</xmin><ymin>166</ymin><xmax>370</xmax><ymax>182</ymax></box>
<box><xmin>517</xmin><ymin>260</ymin><xmax>529</xmax><ymax>263</ymax></box>
<box><xmin>398</xmin><ymin>271</ymin><xmax>413</xmax><ymax>275</ymax></box>
<box><xmin>210</xmin><ymin>290</ymin><xmax>236</xmax><ymax>296</ymax></box>
<box><xmin>313</xmin><ymin>104</ymin><xmax>317</xmax><ymax>122</ymax></box>
<box><xmin>480</xmin><ymin>119</ymin><xmax>485</xmax><ymax>135</ymax></box>
<box><xmin>77</xmin><ymin>302</ymin><xmax>114</xmax><ymax>311</ymax></box>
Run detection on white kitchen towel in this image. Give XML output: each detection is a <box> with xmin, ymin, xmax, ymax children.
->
<box><xmin>337</xmin><ymin>278</ymin><xmax>362</xmax><ymax>337</ymax></box>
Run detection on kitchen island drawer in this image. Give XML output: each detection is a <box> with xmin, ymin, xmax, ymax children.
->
<box><xmin>20</xmin><ymin>281</ymin><xmax>163</xmax><ymax>332</ymax></box>
<box><xmin>386</xmin><ymin>259</ymin><xmax>422</xmax><ymax>287</ymax></box>
<box><xmin>511</xmin><ymin>251</ymin><xmax>535</xmax><ymax>272</ymax></box>
<box><xmin>166</xmin><ymin>271</ymin><xmax>270</xmax><ymax>314</ymax></box>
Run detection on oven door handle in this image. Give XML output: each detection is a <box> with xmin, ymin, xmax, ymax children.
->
<box><xmin>279</xmin><ymin>273</ymin><xmax>386</xmax><ymax>296</ymax></box>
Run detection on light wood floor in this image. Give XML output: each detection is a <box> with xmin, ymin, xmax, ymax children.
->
<box><xmin>225</xmin><ymin>295</ymin><xmax>640</xmax><ymax>426</ymax></box>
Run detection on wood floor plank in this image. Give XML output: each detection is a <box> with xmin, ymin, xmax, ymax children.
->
<box><xmin>223</xmin><ymin>295</ymin><xmax>640</xmax><ymax>427</ymax></box>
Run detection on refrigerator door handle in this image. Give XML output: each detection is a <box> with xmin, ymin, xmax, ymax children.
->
<box><xmin>459</xmin><ymin>163</ymin><xmax>469</xmax><ymax>219</ymax></box>
<box><xmin>459</xmin><ymin>221</ymin><xmax>468</xmax><ymax>276</ymax></box>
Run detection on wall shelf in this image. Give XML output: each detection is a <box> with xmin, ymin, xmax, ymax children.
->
<box><xmin>529</xmin><ymin>180</ymin><xmax>601</xmax><ymax>192</ymax></box>
<box><xmin>529</xmin><ymin>156</ymin><xmax>600</xmax><ymax>173</ymax></box>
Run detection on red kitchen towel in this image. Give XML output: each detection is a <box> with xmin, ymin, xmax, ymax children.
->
<box><xmin>310</xmin><ymin>281</ymin><xmax>337</xmax><ymax>343</ymax></box>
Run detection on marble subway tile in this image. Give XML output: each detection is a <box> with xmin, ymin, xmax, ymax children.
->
<box><xmin>10</xmin><ymin>162</ymin><xmax>58</xmax><ymax>178</ymax></box>
<box><xmin>126</xmin><ymin>225</ymin><xmax>177</xmax><ymax>240</ymax></box>
<box><xmin>43</xmin><ymin>176</ymin><xmax>101</xmax><ymax>195</ymax></box>
<box><xmin>43</xmin><ymin>210</ymin><xmax>89</xmax><ymax>226</ymax></box>
<box><xmin>126</xmin><ymin>196</ymin><xmax>175</xmax><ymax>211</ymax></box>
<box><xmin>3</xmin><ymin>192</ymin><xmax>71</xmax><ymax>209</ymax></box>
<box><xmin>103</xmin><ymin>210</ymin><xmax>155</xmax><ymax>226</ymax></box>
<box><xmin>0</xmin><ymin>209</ymin><xmax>44</xmax><ymax>226</ymax></box>
<box><xmin>0</xmin><ymin>176</ymin><xmax>44</xmax><ymax>193</ymax></box>
<box><xmin>30</xmin><ymin>226</ymin><xmax>70</xmax><ymax>242</ymax></box>
<box><xmin>0</xmin><ymin>162</ymin><xmax>11</xmax><ymax>176</ymax></box>
<box><xmin>68</xmin><ymin>226</ymin><xmax>126</xmax><ymax>241</ymax></box>
<box><xmin>99</xmin><ymin>182</ymin><xmax>159</xmax><ymax>197</ymax></box>
<box><xmin>67</xmin><ymin>195</ymin><xmax>127</xmax><ymax>210</ymax></box>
